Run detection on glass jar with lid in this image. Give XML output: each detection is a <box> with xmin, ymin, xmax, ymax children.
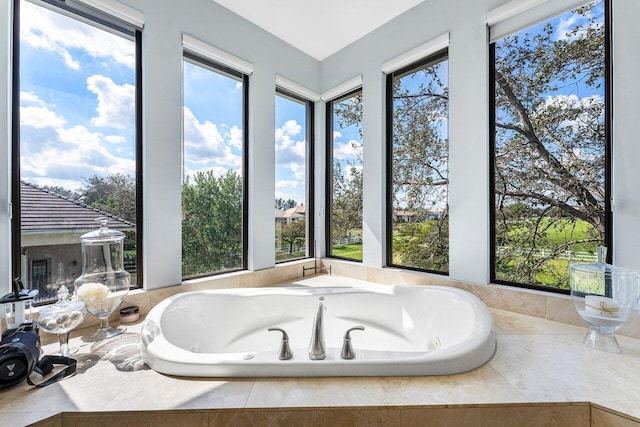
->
<box><xmin>74</xmin><ymin>217</ymin><xmax>130</xmax><ymax>341</ymax></box>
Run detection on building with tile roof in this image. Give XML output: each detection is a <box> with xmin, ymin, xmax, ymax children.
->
<box><xmin>19</xmin><ymin>181</ymin><xmax>135</xmax><ymax>302</ymax></box>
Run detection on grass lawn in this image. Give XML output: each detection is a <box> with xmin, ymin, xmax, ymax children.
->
<box><xmin>332</xmin><ymin>243</ymin><xmax>363</xmax><ymax>260</ymax></box>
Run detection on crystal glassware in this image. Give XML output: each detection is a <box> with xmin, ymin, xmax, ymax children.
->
<box><xmin>74</xmin><ymin>218</ymin><xmax>131</xmax><ymax>342</ymax></box>
<box><xmin>570</xmin><ymin>247</ymin><xmax>639</xmax><ymax>353</ymax></box>
<box><xmin>38</xmin><ymin>285</ymin><xmax>85</xmax><ymax>356</ymax></box>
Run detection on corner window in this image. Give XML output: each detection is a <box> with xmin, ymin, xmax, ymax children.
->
<box><xmin>275</xmin><ymin>89</ymin><xmax>314</xmax><ymax>263</ymax></box>
<box><xmin>386</xmin><ymin>51</ymin><xmax>449</xmax><ymax>273</ymax></box>
<box><xmin>181</xmin><ymin>52</ymin><xmax>248</xmax><ymax>278</ymax></box>
<box><xmin>326</xmin><ymin>89</ymin><xmax>363</xmax><ymax>261</ymax></box>
<box><xmin>12</xmin><ymin>0</ymin><xmax>142</xmax><ymax>303</ymax></box>
<box><xmin>490</xmin><ymin>0</ymin><xmax>610</xmax><ymax>292</ymax></box>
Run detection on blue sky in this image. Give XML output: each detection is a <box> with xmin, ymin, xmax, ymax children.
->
<box><xmin>20</xmin><ymin>0</ymin><xmax>308</xmax><ymax>206</ymax></box>
<box><xmin>332</xmin><ymin>94</ymin><xmax>363</xmax><ymax>186</ymax></box>
<box><xmin>19</xmin><ymin>0</ymin><xmax>136</xmax><ymax>190</ymax></box>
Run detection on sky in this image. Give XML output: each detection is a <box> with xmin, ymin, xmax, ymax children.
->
<box><xmin>19</xmin><ymin>0</ymin><xmax>309</xmax><ymax>206</ymax></box>
<box><xmin>19</xmin><ymin>0</ymin><xmax>136</xmax><ymax>190</ymax></box>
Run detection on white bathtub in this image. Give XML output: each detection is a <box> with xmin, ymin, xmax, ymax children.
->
<box><xmin>141</xmin><ymin>285</ymin><xmax>496</xmax><ymax>377</ymax></box>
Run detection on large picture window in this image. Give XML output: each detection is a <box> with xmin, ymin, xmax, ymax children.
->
<box><xmin>12</xmin><ymin>0</ymin><xmax>142</xmax><ymax>303</ymax></box>
<box><xmin>275</xmin><ymin>89</ymin><xmax>314</xmax><ymax>263</ymax></box>
<box><xmin>386</xmin><ymin>51</ymin><xmax>449</xmax><ymax>273</ymax></box>
<box><xmin>490</xmin><ymin>0</ymin><xmax>610</xmax><ymax>292</ymax></box>
<box><xmin>326</xmin><ymin>89</ymin><xmax>363</xmax><ymax>261</ymax></box>
<box><xmin>181</xmin><ymin>52</ymin><xmax>248</xmax><ymax>278</ymax></box>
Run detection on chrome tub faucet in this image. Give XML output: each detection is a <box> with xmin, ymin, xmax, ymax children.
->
<box><xmin>308</xmin><ymin>297</ymin><xmax>325</xmax><ymax>360</ymax></box>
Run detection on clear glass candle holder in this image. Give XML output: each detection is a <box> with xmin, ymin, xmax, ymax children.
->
<box><xmin>570</xmin><ymin>247</ymin><xmax>639</xmax><ymax>353</ymax></box>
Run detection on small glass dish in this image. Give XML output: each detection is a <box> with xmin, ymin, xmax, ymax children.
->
<box><xmin>38</xmin><ymin>285</ymin><xmax>85</xmax><ymax>356</ymax></box>
<box><xmin>570</xmin><ymin>247</ymin><xmax>639</xmax><ymax>353</ymax></box>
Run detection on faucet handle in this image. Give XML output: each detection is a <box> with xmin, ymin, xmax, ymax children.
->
<box><xmin>268</xmin><ymin>327</ymin><xmax>293</xmax><ymax>360</ymax></box>
<box><xmin>341</xmin><ymin>326</ymin><xmax>365</xmax><ymax>360</ymax></box>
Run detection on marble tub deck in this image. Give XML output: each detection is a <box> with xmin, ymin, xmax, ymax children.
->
<box><xmin>1</xmin><ymin>276</ymin><xmax>640</xmax><ymax>426</ymax></box>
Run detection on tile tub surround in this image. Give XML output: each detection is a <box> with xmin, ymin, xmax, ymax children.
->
<box><xmin>0</xmin><ymin>277</ymin><xmax>639</xmax><ymax>426</ymax></box>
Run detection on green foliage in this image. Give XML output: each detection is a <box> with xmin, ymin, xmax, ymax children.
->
<box><xmin>182</xmin><ymin>170</ymin><xmax>243</xmax><ymax>277</ymax></box>
<box><xmin>494</xmin><ymin>2</ymin><xmax>606</xmax><ymax>289</ymax></box>
<box><xmin>275</xmin><ymin>198</ymin><xmax>297</xmax><ymax>210</ymax></box>
<box><xmin>391</xmin><ymin>219</ymin><xmax>449</xmax><ymax>272</ymax></box>
<box><xmin>81</xmin><ymin>174</ymin><xmax>136</xmax><ymax>223</ymax></box>
<box><xmin>279</xmin><ymin>219</ymin><xmax>306</xmax><ymax>255</ymax></box>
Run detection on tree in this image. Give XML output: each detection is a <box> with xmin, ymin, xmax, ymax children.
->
<box><xmin>80</xmin><ymin>174</ymin><xmax>136</xmax><ymax>223</ymax></box>
<box><xmin>331</xmin><ymin>94</ymin><xmax>364</xmax><ymax>248</ymax></box>
<box><xmin>182</xmin><ymin>170</ymin><xmax>243</xmax><ymax>276</ymax></box>
<box><xmin>389</xmin><ymin>57</ymin><xmax>449</xmax><ymax>272</ymax></box>
<box><xmin>331</xmin><ymin>157</ymin><xmax>363</xmax><ymax>244</ymax></box>
<box><xmin>275</xmin><ymin>198</ymin><xmax>297</xmax><ymax>210</ymax></box>
<box><xmin>493</xmin><ymin>2</ymin><xmax>605</xmax><ymax>287</ymax></box>
<box><xmin>280</xmin><ymin>219</ymin><xmax>306</xmax><ymax>255</ymax></box>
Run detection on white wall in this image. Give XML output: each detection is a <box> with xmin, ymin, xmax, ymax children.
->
<box><xmin>321</xmin><ymin>0</ymin><xmax>640</xmax><ymax>284</ymax></box>
<box><xmin>2</xmin><ymin>0</ymin><xmax>639</xmax><ymax>294</ymax></box>
<box><xmin>0</xmin><ymin>1</ymin><xmax>11</xmax><ymax>296</ymax></box>
<box><xmin>0</xmin><ymin>0</ymin><xmax>320</xmax><ymax>293</ymax></box>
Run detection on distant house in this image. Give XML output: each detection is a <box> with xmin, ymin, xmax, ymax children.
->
<box><xmin>20</xmin><ymin>181</ymin><xmax>134</xmax><ymax>301</ymax></box>
<box><xmin>394</xmin><ymin>210</ymin><xmax>417</xmax><ymax>223</ymax></box>
<box><xmin>275</xmin><ymin>205</ymin><xmax>306</xmax><ymax>224</ymax></box>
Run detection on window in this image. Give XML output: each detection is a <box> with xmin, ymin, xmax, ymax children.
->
<box><xmin>386</xmin><ymin>51</ymin><xmax>449</xmax><ymax>273</ymax></box>
<box><xmin>326</xmin><ymin>89</ymin><xmax>363</xmax><ymax>261</ymax></box>
<box><xmin>12</xmin><ymin>0</ymin><xmax>142</xmax><ymax>303</ymax></box>
<box><xmin>490</xmin><ymin>0</ymin><xmax>610</xmax><ymax>292</ymax></box>
<box><xmin>275</xmin><ymin>89</ymin><xmax>314</xmax><ymax>263</ymax></box>
<box><xmin>181</xmin><ymin>52</ymin><xmax>248</xmax><ymax>278</ymax></box>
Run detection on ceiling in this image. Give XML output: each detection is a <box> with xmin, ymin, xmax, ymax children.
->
<box><xmin>212</xmin><ymin>0</ymin><xmax>426</xmax><ymax>61</ymax></box>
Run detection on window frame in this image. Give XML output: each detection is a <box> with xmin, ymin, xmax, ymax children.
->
<box><xmin>325</xmin><ymin>87</ymin><xmax>363</xmax><ymax>262</ymax></box>
<box><xmin>274</xmin><ymin>87</ymin><xmax>315</xmax><ymax>263</ymax></box>
<box><xmin>488</xmin><ymin>0</ymin><xmax>612</xmax><ymax>294</ymax></box>
<box><xmin>181</xmin><ymin>50</ymin><xmax>250</xmax><ymax>278</ymax></box>
<box><xmin>10</xmin><ymin>0</ymin><xmax>144</xmax><ymax>290</ymax></box>
<box><xmin>385</xmin><ymin>49</ymin><xmax>450</xmax><ymax>275</ymax></box>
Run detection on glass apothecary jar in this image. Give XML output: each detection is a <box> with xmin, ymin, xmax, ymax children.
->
<box><xmin>570</xmin><ymin>247</ymin><xmax>639</xmax><ymax>353</ymax></box>
<box><xmin>74</xmin><ymin>218</ymin><xmax>130</xmax><ymax>341</ymax></box>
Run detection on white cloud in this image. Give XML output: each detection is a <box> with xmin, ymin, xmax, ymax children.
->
<box><xmin>275</xmin><ymin>120</ymin><xmax>306</xmax><ymax>179</ymax></box>
<box><xmin>20</xmin><ymin>105</ymin><xmax>66</xmax><ymax>129</ymax></box>
<box><xmin>333</xmin><ymin>140</ymin><xmax>362</xmax><ymax>161</ymax></box>
<box><xmin>183</xmin><ymin>107</ymin><xmax>242</xmax><ymax>169</ymax></box>
<box><xmin>283</xmin><ymin>120</ymin><xmax>301</xmax><ymax>136</ymax></box>
<box><xmin>21</xmin><ymin>91</ymin><xmax>47</xmax><ymax>107</ymax></box>
<box><xmin>276</xmin><ymin>180</ymin><xmax>300</xmax><ymax>189</ymax></box>
<box><xmin>105</xmin><ymin>135</ymin><xmax>127</xmax><ymax>144</ymax></box>
<box><xmin>21</xmin><ymin>1</ymin><xmax>135</xmax><ymax>70</ymax></box>
<box><xmin>226</xmin><ymin>125</ymin><xmax>243</xmax><ymax>150</ymax></box>
<box><xmin>87</xmin><ymin>75</ymin><xmax>135</xmax><ymax>130</ymax></box>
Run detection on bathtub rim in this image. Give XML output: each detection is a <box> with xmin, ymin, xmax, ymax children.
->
<box><xmin>141</xmin><ymin>285</ymin><xmax>496</xmax><ymax>377</ymax></box>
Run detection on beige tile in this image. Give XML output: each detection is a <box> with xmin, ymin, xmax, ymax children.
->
<box><xmin>592</xmin><ymin>406</ymin><xmax>640</xmax><ymax>427</ymax></box>
<box><xmin>463</xmin><ymin>283</ymin><xmax>548</xmax><ymax>318</ymax></box>
<box><xmin>209</xmin><ymin>407</ymin><xmax>401</xmax><ymax>427</ymax></box>
<box><xmin>148</xmin><ymin>410</ymin><xmax>209</xmax><ymax>427</ymax></box>
<box><xmin>61</xmin><ymin>411</ymin><xmax>149</xmax><ymax>427</ymax></box>
<box><xmin>0</xmin><ymin>381</ymin><xmax>78</xmax><ymax>414</ymax></box>
<box><xmin>245</xmin><ymin>377</ymin><xmax>390</xmax><ymax>408</ymax></box>
<box><xmin>376</xmin><ymin>364</ymin><xmax>529</xmax><ymax>406</ymax></box>
<box><xmin>593</xmin><ymin>402</ymin><xmax>640</xmax><ymax>422</ymax></box>
<box><xmin>401</xmin><ymin>403</ymin><xmax>590</xmax><ymax>427</ymax></box>
<box><xmin>4</xmin><ymin>412</ymin><xmax>61</xmax><ymax>427</ymax></box>
<box><xmin>545</xmin><ymin>293</ymin><xmax>585</xmax><ymax>327</ymax></box>
<box><xmin>321</xmin><ymin>260</ymin><xmax>368</xmax><ymax>281</ymax></box>
<box><xmin>102</xmin><ymin>371</ymin><xmax>252</xmax><ymax>411</ymax></box>
<box><xmin>491</xmin><ymin>308</ymin><xmax>585</xmax><ymax>336</ymax></box>
<box><xmin>489</xmin><ymin>334</ymin><xmax>640</xmax><ymax>403</ymax></box>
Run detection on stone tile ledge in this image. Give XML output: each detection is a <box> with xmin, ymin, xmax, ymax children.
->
<box><xmin>0</xmin><ymin>276</ymin><xmax>639</xmax><ymax>426</ymax></box>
